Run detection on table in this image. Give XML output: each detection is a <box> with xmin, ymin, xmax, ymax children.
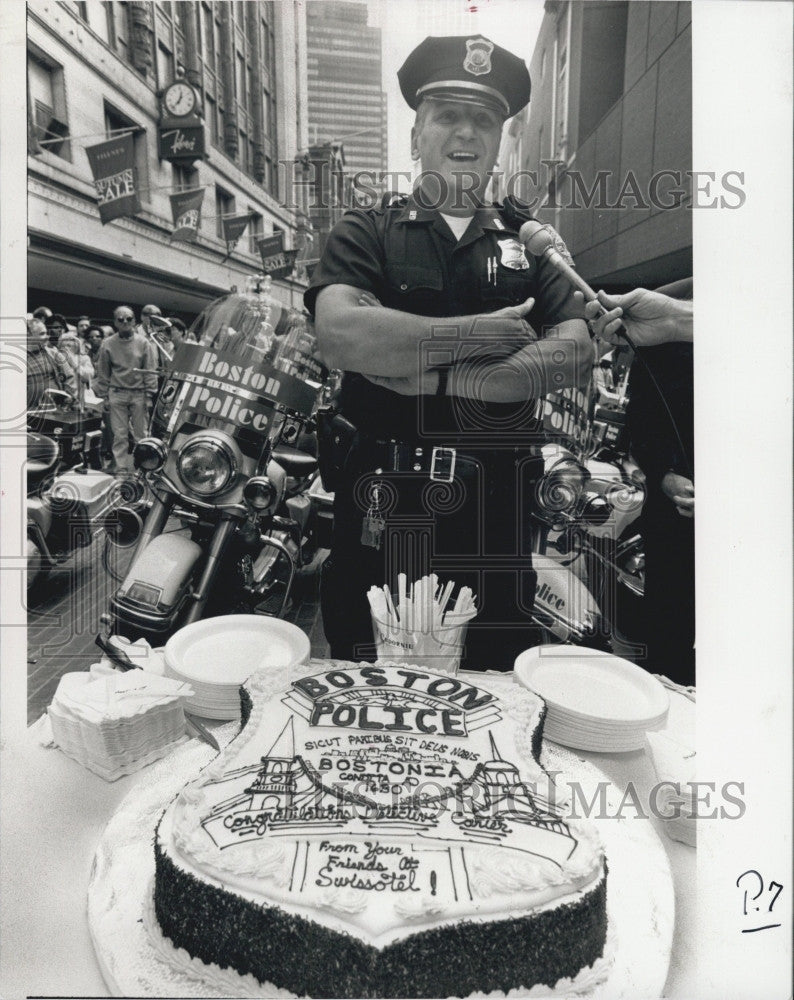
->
<box><xmin>0</xmin><ymin>674</ymin><xmax>695</xmax><ymax>999</ymax></box>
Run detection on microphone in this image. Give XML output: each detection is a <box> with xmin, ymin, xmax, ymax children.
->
<box><xmin>518</xmin><ymin>220</ymin><xmax>627</xmax><ymax>339</ymax></box>
<box><xmin>519</xmin><ymin>225</ymin><xmax>694</xmax><ymax>480</ymax></box>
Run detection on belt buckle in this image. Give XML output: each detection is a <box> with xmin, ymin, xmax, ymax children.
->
<box><xmin>430</xmin><ymin>446</ymin><xmax>456</xmax><ymax>483</ymax></box>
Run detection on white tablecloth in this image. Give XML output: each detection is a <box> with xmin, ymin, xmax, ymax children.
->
<box><xmin>0</xmin><ymin>676</ymin><xmax>695</xmax><ymax>1000</ymax></box>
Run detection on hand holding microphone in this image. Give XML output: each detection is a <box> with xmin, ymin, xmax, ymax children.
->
<box><xmin>581</xmin><ymin>288</ymin><xmax>693</xmax><ymax>347</ymax></box>
<box><xmin>517</xmin><ymin>220</ymin><xmax>629</xmax><ymax>341</ymax></box>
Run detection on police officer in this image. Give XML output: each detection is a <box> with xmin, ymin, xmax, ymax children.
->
<box><xmin>306</xmin><ymin>35</ymin><xmax>593</xmax><ymax>670</ymax></box>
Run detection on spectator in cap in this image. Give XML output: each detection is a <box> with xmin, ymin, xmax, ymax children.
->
<box><xmin>137</xmin><ymin>303</ymin><xmax>163</xmax><ymax>340</ymax></box>
<box><xmin>166</xmin><ymin>316</ymin><xmax>191</xmax><ymax>351</ymax></box>
<box><xmin>76</xmin><ymin>315</ymin><xmax>92</xmax><ymax>340</ymax></box>
<box><xmin>147</xmin><ymin>314</ymin><xmax>174</xmax><ymax>386</ymax></box>
<box><xmin>305</xmin><ymin>35</ymin><xmax>591</xmax><ymax>669</ymax></box>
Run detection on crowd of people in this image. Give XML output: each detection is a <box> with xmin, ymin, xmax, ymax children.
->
<box><xmin>26</xmin><ymin>301</ymin><xmax>195</xmax><ymax>478</ymax></box>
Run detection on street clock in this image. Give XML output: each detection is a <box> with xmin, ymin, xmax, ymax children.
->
<box><xmin>163</xmin><ymin>81</ymin><xmax>197</xmax><ymax>117</ymax></box>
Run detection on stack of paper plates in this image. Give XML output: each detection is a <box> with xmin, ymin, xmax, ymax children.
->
<box><xmin>164</xmin><ymin>615</ymin><xmax>310</xmax><ymax>720</ymax></box>
<box><xmin>514</xmin><ymin>645</ymin><xmax>669</xmax><ymax>752</ymax></box>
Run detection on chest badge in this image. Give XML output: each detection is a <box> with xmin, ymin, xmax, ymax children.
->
<box><xmin>497</xmin><ymin>238</ymin><xmax>530</xmax><ymax>270</ymax></box>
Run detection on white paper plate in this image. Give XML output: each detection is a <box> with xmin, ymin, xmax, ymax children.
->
<box><xmin>165</xmin><ymin>615</ymin><xmax>310</xmax><ymax>687</ymax></box>
<box><xmin>543</xmin><ymin>725</ymin><xmax>653</xmax><ymax>754</ymax></box>
<box><xmin>514</xmin><ymin>645</ymin><xmax>668</xmax><ymax>724</ymax></box>
<box><xmin>164</xmin><ymin>616</ymin><xmax>310</xmax><ymax>720</ymax></box>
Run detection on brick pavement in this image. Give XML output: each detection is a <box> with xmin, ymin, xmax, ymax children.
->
<box><xmin>27</xmin><ymin>534</ymin><xmax>327</xmax><ymax>725</ymax></box>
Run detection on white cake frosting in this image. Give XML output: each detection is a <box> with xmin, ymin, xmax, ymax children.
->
<box><xmin>154</xmin><ymin>660</ymin><xmax>609</xmax><ymax>996</ymax></box>
<box><xmin>160</xmin><ymin>662</ymin><xmax>604</xmax><ymax>930</ymax></box>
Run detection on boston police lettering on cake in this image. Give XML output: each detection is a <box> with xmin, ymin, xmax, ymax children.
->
<box><xmin>285</xmin><ymin>664</ymin><xmax>500</xmax><ymax>737</ymax></box>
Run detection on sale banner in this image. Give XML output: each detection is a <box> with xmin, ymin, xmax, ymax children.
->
<box><xmin>169</xmin><ymin>187</ymin><xmax>205</xmax><ymax>243</ymax></box>
<box><xmin>258</xmin><ymin>233</ymin><xmax>298</xmax><ymax>280</ymax></box>
<box><xmin>85</xmin><ymin>133</ymin><xmax>140</xmax><ymax>224</ymax></box>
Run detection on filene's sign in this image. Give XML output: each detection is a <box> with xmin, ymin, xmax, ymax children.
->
<box><xmin>158</xmin><ymin>124</ymin><xmax>206</xmax><ymax>162</ymax></box>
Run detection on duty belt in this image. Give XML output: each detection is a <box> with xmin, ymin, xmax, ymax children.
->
<box><xmin>360</xmin><ymin>438</ymin><xmax>467</xmax><ymax>483</ymax></box>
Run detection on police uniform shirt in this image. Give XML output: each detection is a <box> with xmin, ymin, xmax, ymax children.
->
<box><xmin>305</xmin><ymin>194</ymin><xmax>584</xmax><ymax>446</ymax></box>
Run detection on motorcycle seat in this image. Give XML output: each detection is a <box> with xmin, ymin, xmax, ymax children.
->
<box><xmin>27</xmin><ymin>433</ymin><xmax>60</xmax><ymax>489</ymax></box>
<box><xmin>271</xmin><ymin>445</ymin><xmax>318</xmax><ymax>479</ymax></box>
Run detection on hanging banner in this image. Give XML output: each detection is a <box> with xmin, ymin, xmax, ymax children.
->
<box><xmin>262</xmin><ymin>248</ymin><xmax>299</xmax><ymax>281</ymax></box>
<box><xmin>258</xmin><ymin>233</ymin><xmax>299</xmax><ymax>280</ymax></box>
<box><xmin>221</xmin><ymin>213</ymin><xmax>252</xmax><ymax>259</ymax></box>
<box><xmin>169</xmin><ymin>187</ymin><xmax>205</xmax><ymax>243</ymax></box>
<box><xmin>85</xmin><ymin>133</ymin><xmax>140</xmax><ymax>224</ymax></box>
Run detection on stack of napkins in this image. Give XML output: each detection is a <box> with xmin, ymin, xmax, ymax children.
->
<box><xmin>644</xmin><ymin>730</ymin><xmax>697</xmax><ymax>847</ymax></box>
<box><xmin>48</xmin><ymin>671</ymin><xmax>194</xmax><ymax>781</ymax></box>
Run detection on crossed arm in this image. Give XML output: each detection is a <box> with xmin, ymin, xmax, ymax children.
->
<box><xmin>314</xmin><ymin>284</ymin><xmax>593</xmax><ymax>402</ymax></box>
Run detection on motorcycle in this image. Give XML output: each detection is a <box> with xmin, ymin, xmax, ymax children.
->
<box><xmin>26</xmin><ymin>427</ymin><xmax>140</xmax><ymax>591</ymax></box>
<box><xmin>27</xmin><ymin>387</ymin><xmax>104</xmax><ymax>474</ymax></box>
<box><xmin>528</xmin><ymin>350</ymin><xmax>646</xmax><ymax>651</ymax></box>
<box><xmin>105</xmin><ymin>277</ymin><xmax>331</xmax><ymax>645</ymax></box>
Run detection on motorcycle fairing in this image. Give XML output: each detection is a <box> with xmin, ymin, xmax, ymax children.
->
<box><xmin>532</xmin><ymin>553</ymin><xmax>601</xmax><ymax>644</ymax></box>
<box><xmin>118</xmin><ymin>533</ymin><xmax>203</xmax><ymax>609</ymax></box>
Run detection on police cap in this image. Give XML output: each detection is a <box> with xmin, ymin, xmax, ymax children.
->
<box><xmin>398</xmin><ymin>35</ymin><xmax>531</xmax><ymax>119</ymax></box>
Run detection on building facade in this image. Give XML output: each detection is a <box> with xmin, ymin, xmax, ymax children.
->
<box><xmin>27</xmin><ymin>0</ymin><xmax>311</xmax><ymax>324</ymax></box>
<box><xmin>495</xmin><ymin>0</ymin><xmax>692</xmax><ymax>290</ymax></box>
<box><xmin>305</xmin><ymin>0</ymin><xmax>387</xmax><ymax>181</ymax></box>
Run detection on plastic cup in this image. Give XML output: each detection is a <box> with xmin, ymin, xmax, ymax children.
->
<box><xmin>371</xmin><ymin>615</ymin><xmax>467</xmax><ymax>675</ymax></box>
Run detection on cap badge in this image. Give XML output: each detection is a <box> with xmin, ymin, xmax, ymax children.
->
<box><xmin>464</xmin><ymin>37</ymin><xmax>494</xmax><ymax>77</ymax></box>
<box><xmin>497</xmin><ymin>238</ymin><xmax>530</xmax><ymax>270</ymax></box>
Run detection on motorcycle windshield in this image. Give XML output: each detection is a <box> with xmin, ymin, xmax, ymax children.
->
<box><xmin>152</xmin><ymin>290</ymin><xmax>326</xmax><ymax>461</ymax></box>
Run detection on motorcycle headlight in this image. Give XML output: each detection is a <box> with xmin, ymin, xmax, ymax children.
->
<box><xmin>133</xmin><ymin>437</ymin><xmax>167</xmax><ymax>471</ymax></box>
<box><xmin>176</xmin><ymin>435</ymin><xmax>238</xmax><ymax>497</ymax></box>
<box><xmin>243</xmin><ymin>476</ymin><xmax>276</xmax><ymax>512</ymax></box>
